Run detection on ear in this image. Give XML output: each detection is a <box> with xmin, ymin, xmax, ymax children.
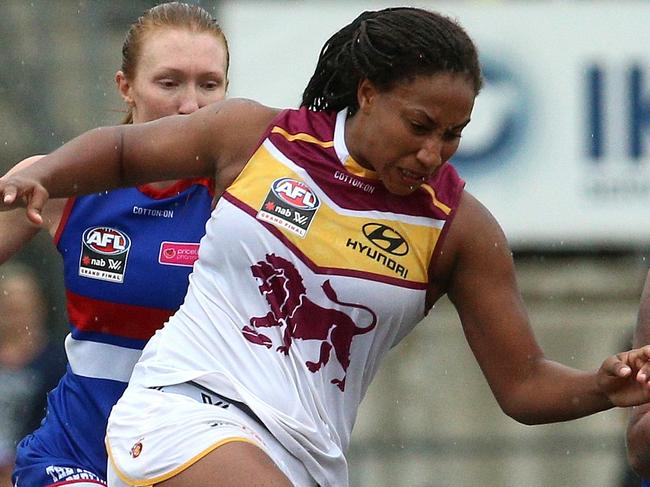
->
<box><xmin>357</xmin><ymin>78</ymin><xmax>378</xmax><ymax>114</ymax></box>
<box><xmin>115</xmin><ymin>70</ymin><xmax>134</xmax><ymax>106</ymax></box>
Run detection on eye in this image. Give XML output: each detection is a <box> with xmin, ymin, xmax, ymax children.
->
<box><xmin>201</xmin><ymin>80</ymin><xmax>223</xmax><ymax>90</ymax></box>
<box><xmin>157</xmin><ymin>79</ymin><xmax>179</xmax><ymax>89</ymax></box>
<box><xmin>409</xmin><ymin>120</ymin><xmax>430</xmax><ymax>135</ymax></box>
<box><xmin>443</xmin><ymin>130</ymin><xmax>463</xmax><ymax>142</ymax></box>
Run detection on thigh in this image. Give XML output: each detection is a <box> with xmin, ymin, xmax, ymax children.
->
<box><xmin>155</xmin><ymin>441</ymin><xmax>293</xmax><ymax>487</ymax></box>
<box><xmin>107</xmin><ymin>384</ymin><xmax>315</xmax><ymax>487</ymax></box>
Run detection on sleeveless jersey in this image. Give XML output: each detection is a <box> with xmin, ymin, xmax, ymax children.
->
<box><xmin>13</xmin><ymin>179</ymin><xmax>214</xmax><ymax>484</ymax></box>
<box><xmin>121</xmin><ymin>108</ymin><xmax>465</xmax><ymax>486</ymax></box>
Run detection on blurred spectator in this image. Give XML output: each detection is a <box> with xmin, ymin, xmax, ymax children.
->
<box><xmin>0</xmin><ymin>263</ymin><xmax>65</xmax><ymax>486</ymax></box>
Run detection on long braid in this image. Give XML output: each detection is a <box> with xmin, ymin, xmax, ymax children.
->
<box><xmin>301</xmin><ymin>7</ymin><xmax>482</xmax><ymax>113</ymax></box>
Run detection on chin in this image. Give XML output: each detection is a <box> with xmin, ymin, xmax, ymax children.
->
<box><xmin>385</xmin><ymin>183</ymin><xmax>417</xmax><ymax>196</ymax></box>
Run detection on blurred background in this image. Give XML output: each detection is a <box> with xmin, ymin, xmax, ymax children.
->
<box><xmin>1</xmin><ymin>1</ymin><xmax>649</xmax><ymax>486</ymax></box>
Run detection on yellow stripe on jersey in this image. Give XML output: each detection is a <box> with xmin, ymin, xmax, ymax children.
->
<box><xmin>421</xmin><ymin>184</ymin><xmax>452</xmax><ymax>215</ymax></box>
<box><xmin>340</xmin><ymin>156</ymin><xmax>454</xmax><ymax>216</ymax></box>
<box><xmin>342</xmin><ymin>156</ymin><xmax>379</xmax><ymax>179</ymax></box>
<box><xmin>271</xmin><ymin>126</ymin><xmax>334</xmax><ymax>148</ymax></box>
<box><xmin>343</xmin><ymin>158</ymin><xmax>454</xmax><ymax>216</ymax></box>
<box><xmin>228</xmin><ymin>145</ymin><xmax>441</xmax><ymax>284</ymax></box>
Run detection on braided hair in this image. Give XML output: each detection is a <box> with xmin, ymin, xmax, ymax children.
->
<box><xmin>301</xmin><ymin>7</ymin><xmax>482</xmax><ymax>113</ymax></box>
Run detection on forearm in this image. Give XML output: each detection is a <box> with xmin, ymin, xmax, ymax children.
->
<box><xmin>7</xmin><ymin>114</ymin><xmax>215</xmax><ymax>199</ymax></box>
<box><xmin>20</xmin><ymin>126</ymin><xmax>126</xmax><ymax>198</ymax></box>
<box><xmin>498</xmin><ymin>359</ymin><xmax>612</xmax><ymax>425</ymax></box>
<box><xmin>0</xmin><ymin>209</ymin><xmax>42</xmax><ymax>263</ymax></box>
<box><xmin>449</xmin><ymin>194</ymin><xmax>650</xmax><ymax>428</ymax></box>
<box><xmin>0</xmin><ymin>196</ymin><xmax>66</xmax><ymax>263</ymax></box>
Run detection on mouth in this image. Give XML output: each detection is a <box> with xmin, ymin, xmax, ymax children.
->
<box><xmin>398</xmin><ymin>168</ymin><xmax>427</xmax><ymax>187</ymax></box>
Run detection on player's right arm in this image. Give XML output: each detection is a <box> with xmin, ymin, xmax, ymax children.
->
<box><xmin>0</xmin><ymin>155</ymin><xmax>65</xmax><ymax>263</ymax></box>
<box><xmin>627</xmin><ymin>270</ymin><xmax>650</xmax><ymax>478</ymax></box>
<box><xmin>0</xmin><ymin>98</ymin><xmax>276</xmax><ymax>225</ymax></box>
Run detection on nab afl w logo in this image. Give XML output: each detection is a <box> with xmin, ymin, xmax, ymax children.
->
<box><xmin>79</xmin><ymin>227</ymin><xmax>131</xmax><ymax>283</ymax></box>
<box><xmin>272</xmin><ymin>178</ymin><xmax>320</xmax><ymax>210</ymax></box>
<box><xmin>362</xmin><ymin>223</ymin><xmax>409</xmax><ymax>256</ymax></box>
<box><xmin>257</xmin><ymin>178</ymin><xmax>321</xmax><ymax>237</ymax></box>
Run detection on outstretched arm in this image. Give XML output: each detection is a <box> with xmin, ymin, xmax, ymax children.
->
<box><xmin>0</xmin><ymin>155</ymin><xmax>66</xmax><ymax>263</ymax></box>
<box><xmin>0</xmin><ymin>99</ymin><xmax>277</xmax><ymax>225</ymax></box>
<box><xmin>627</xmin><ymin>270</ymin><xmax>650</xmax><ymax>478</ymax></box>
<box><xmin>440</xmin><ymin>191</ymin><xmax>650</xmax><ymax>425</ymax></box>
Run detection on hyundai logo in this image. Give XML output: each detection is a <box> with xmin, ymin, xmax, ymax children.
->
<box><xmin>362</xmin><ymin>223</ymin><xmax>409</xmax><ymax>256</ymax></box>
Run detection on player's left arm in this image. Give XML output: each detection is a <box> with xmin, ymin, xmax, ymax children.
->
<box><xmin>444</xmin><ymin>191</ymin><xmax>650</xmax><ymax>424</ymax></box>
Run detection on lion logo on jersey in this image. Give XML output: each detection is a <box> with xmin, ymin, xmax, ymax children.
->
<box><xmin>241</xmin><ymin>253</ymin><xmax>377</xmax><ymax>391</ymax></box>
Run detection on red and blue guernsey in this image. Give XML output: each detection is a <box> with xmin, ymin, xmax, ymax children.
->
<box><xmin>13</xmin><ymin>179</ymin><xmax>214</xmax><ymax>486</ymax></box>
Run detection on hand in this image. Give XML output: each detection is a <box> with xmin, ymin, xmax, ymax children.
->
<box><xmin>0</xmin><ymin>174</ymin><xmax>49</xmax><ymax>226</ymax></box>
<box><xmin>598</xmin><ymin>345</ymin><xmax>650</xmax><ymax>407</ymax></box>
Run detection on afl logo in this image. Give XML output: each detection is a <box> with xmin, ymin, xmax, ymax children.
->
<box><xmin>362</xmin><ymin>223</ymin><xmax>409</xmax><ymax>256</ymax></box>
<box><xmin>130</xmin><ymin>441</ymin><xmax>143</xmax><ymax>458</ymax></box>
<box><xmin>82</xmin><ymin>227</ymin><xmax>131</xmax><ymax>255</ymax></box>
<box><xmin>271</xmin><ymin>178</ymin><xmax>320</xmax><ymax>210</ymax></box>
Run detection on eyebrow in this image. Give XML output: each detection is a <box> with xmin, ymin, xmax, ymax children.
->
<box><xmin>411</xmin><ymin>106</ymin><xmax>471</xmax><ymax>129</ymax></box>
<box><xmin>452</xmin><ymin>119</ymin><xmax>471</xmax><ymax>130</ymax></box>
<box><xmin>415</xmin><ymin>111</ymin><xmax>471</xmax><ymax>131</ymax></box>
<box><xmin>155</xmin><ymin>67</ymin><xmax>226</xmax><ymax>77</ymax></box>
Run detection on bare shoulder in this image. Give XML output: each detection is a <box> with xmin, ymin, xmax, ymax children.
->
<box><xmin>197</xmin><ymin>98</ymin><xmax>280</xmax><ymax>161</ymax></box>
<box><xmin>429</xmin><ymin>190</ymin><xmax>511</xmax><ymax>297</ymax></box>
<box><xmin>453</xmin><ymin>191</ymin><xmax>512</xmax><ymax>270</ymax></box>
<box><xmin>196</xmin><ymin>99</ymin><xmax>282</xmax><ymax>191</ymax></box>
<box><xmin>453</xmin><ymin>191</ymin><xmax>506</xmax><ymax>242</ymax></box>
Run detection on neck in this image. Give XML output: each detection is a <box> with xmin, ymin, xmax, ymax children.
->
<box><xmin>344</xmin><ymin>111</ymin><xmax>373</xmax><ymax>170</ymax></box>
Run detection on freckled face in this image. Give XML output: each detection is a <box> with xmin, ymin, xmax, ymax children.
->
<box><xmin>347</xmin><ymin>73</ymin><xmax>476</xmax><ymax>196</ymax></box>
<box><xmin>116</xmin><ymin>27</ymin><xmax>228</xmax><ymax>123</ymax></box>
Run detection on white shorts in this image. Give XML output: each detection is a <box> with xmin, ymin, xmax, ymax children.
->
<box><xmin>105</xmin><ymin>382</ymin><xmax>316</xmax><ymax>487</ymax></box>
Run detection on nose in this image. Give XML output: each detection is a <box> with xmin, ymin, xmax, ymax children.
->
<box><xmin>177</xmin><ymin>86</ymin><xmax>200</xmax><ymax>115</ymax></box>
<box><xmin>416</xmin><ymin>136</ymin><xmax>443</xmax><ymax>169</ymax></box>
